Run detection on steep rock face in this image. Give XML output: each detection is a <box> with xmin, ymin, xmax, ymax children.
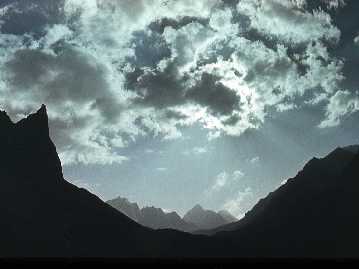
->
<box><xmin>0</xmin><ymin>105</ymin><xmax>63</xmax><ymax>183</ymax></box>
<box><xmin>0</xmin><ymin>105</ymin><xmax>221</xmax><ymax>257</ymax></box>
<box><xmin>0</xmin><ymin>105</ymin><xmax>145</xmax><ymax>256</ymax></box>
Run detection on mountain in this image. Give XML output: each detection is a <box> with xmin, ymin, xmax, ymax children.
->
<box><xmin>343</xmin><ymin>144</ymin><xmax>359</xmax><ymax>154</ymax></box>
<box><xmin>0</xmin><ymin>105</ymin><xmax>224</xmax><ymax>257</ymax></box>
<box><xmin>139</xmin><ymin>206</ymin><xmax>198</xmax><ymax>232</ymax></box>
<box><xmin>107</xmin><ymin>196</ymin><xmax>141</xmax><ymax>222</ymax></box>
<box><xmin>1</xmin><ymin>105</ymin><xmax>359</xmax><ymax>258</ymax></box>
<box><xmin>218</xmin><ymin>210</ymin><xmax>238</xmax><ymax>223</ymax></box>
<box><xmin>210</xmin><ymin>146</ymin><xmax>359</xmax><ymax>257</ymax></box>
<box><xmin>107</xmin><ymin>196</ymin><xmax>198</xmax><ymax>232</ymax></box>
<box><xmin>183</xmin><ymin>205</ymin><xmax>231</xmax><ymax>230</ymax></box>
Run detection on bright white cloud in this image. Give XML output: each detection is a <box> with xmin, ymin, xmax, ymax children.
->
<box><xmin>183</xmin><ymin>146</ymin><xmax>209</xmax><ymax>156</ymax></box>
<box><xmin>206</xmin><ymin>170</ymin><xmax>245</xmax><ymax>195</ymax></box>
<box><xmin>319</xmin><ymin>90</ymin><xmax>359</xmax><ymax>128</ymax></box>
<box><xmin>249</xmin><ymin>157</ymin><xmax>260</xmax><ymax>164</ymax></box>
<box><xmin>223</xmin><ymin>187</ymin><xmax>253</xmax><ymax>219</ymax></box>
<box><xmin>0</xmin><ymin>0</ymin><xmax>353</xmax><ymax>165</ymax></box>
<box><xmin>354</xmin><ymin>35</ymin><xmax>359</xmax><ymax>45</ymax></box>
<box><xmin>237</xmin><ymin>0</ymin><xmax>340</xmax><ymax>44</ymax></box>
<box><xmin>156</xmin><ymin>167</ymin><xmax>168</xmax><ymax>172</ymax></box>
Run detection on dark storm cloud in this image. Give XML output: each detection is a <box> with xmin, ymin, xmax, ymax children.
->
<box><xmin>324</xmin><ymin>1</ymin><xmax>359</xmax><ymax>92</ymax></box>
<box><xmin>148</xmin><ymin>16</ymin><xmax>209</xmax><ymax>34</ymax></box>
<box><xmin>0</xmin><ymin>0</ymin><xmax>65</xmax><ymax>37</ymax></box>
<box><xmin>186</xmin><ymin>73</ymin><xmax>241</xmax><ymax>116</ymax></box>
<box><xmin>1</xmin><ymin>0</ymin><xmax>357</xmax><ymax>165</ymax></box>
<box><xmin>129</xmin><ymin>29</ymin><xmax>171</xmax><ymax>68</ymax></box>
<box><xmin>126</xmin><ymin>61</ymin><xmax>187</xmax><ymax>108</ymax></box>
<box><xmin>4</xmin><ymin>47</ymin><xmax>122</xmax><ymax>122</ymax></box>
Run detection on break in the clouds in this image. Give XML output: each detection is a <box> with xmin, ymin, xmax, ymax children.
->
<box><xmin>0</xmin><ymin>0</ymin><xmax>357</xmax><ymax>165</ymax></box>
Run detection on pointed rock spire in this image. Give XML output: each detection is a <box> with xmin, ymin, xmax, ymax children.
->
<box><xmin>0</xmin><ymin>110</ymin><xmax>14</xmax><ymax>129</ymax></box>
<box><xmin>16</xmin><ymin>104</ymin><xmax>50</xmax><ymax>138</ymax></box>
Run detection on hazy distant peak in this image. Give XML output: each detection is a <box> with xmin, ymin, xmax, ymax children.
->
<box><xmin>191</xmin><ymin>204</ymin><xmax>204</xmax><ymax>211</ymax></box>
<box><xmin>218</xmin><ymin>210</ymin><xmax>238</xmax><ymax>223</ymax></box>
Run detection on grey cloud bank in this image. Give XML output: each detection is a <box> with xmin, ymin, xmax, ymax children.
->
<box><xmin>0</xmin><ymin>0</ymin><xmax>358</xmax><ymax>167</ymax></box>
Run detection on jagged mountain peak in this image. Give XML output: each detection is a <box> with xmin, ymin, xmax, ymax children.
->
<box><xmin>15</xmin><ymin>104</ymin><xmax>49</xmax><ymax>137</ymax></box>
<box><xmin>0</xmin><ymin>104</ymin><xmax>63</xmax><ymax>182</ymax></box>
<box><xmin>0</xmin><ymin>110</ymin><xmax>13</xmax><ymax>127</ymax></box>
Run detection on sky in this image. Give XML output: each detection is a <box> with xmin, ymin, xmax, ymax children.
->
<box><xmin>1</xmin><ymin>0</ymin><xmax>359</xmax><ymax>217</ymax></box>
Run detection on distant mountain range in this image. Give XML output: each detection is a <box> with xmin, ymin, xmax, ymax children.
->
<box><xmin>1</xmin><ymin>105</ymin><xmax>358</xmax><ymax>258</ymax></box>
<box><xmin>107</xmin><ymin>197</ymin><xmax>237</xmax><ymax>232</ymax></box>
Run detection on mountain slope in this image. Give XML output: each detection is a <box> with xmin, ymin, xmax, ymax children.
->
<box><xmin>1</xmin><ymin>105</ymin><xmax>359</xmax><ymax>258</ymax></box>
<box><xmin>212</xmin><ymin>146</ymin><xmax>359</xmax><ymax>257</ymax></box>
<box><xmin>0</xmin><ymin>105</ymin><xmax>224</xmax><ymax>257</ymax></box>
<box><xmin>107</xmin><ymin>196</ymin><xmax>142</xmax><ymax>222</ymax></box>
<box><xmin>183</xmin><ymin>205</ymin><xmax>230</xmax><ymax>230</ymax></box>
<box><xmin>218</xmin><ymin>210</ymin><xmax>238</xmax><ymax>223</ymax></box>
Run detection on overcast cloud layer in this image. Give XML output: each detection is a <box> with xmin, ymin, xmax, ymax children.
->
<box><xmin>1</xmin><ymin>0</ymin><xmax>358</xmax><ymax>166</ymax></box>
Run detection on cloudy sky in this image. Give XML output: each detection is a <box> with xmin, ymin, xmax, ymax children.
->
<box><xmin>1</xmin><ymin>0</ymin><xmax>359</xmax><ymax>217</ymax></box>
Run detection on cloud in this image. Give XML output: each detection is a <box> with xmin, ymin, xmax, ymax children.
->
<box><xmin>355</xmin><ymin>35</ymin><xmax>359</xmax><ymax>46</ymax></box>
<box><xmin>182</xmin><ymin>146</ymin><xmax>209</xmax><ymax>156</ymax></box>
<box><xmin>249</xmin><ymin>156</ymin><xmax>260</xmax><ymax>164</ymax></box>
<box><xmin>211</xmin><ymin>172</ymin><xmax>229</xmax><ymax>192</ymax></box>
<box><xmin>236</xmin><ymin>0</ymin><xmax>340</xmax><ymax>44</ymax></box>
<box><xmin>319</xmin><ymin>90</ymin><xmax>359</xmax><ymax>128</ymax></box>
<box><xmin>206</xmin><ymin>170</ymin><xmax>245</xmax><ymax>195</ymax></box>
<box><xmin>223</xmin><ymin>187</ymin><xmax>253</xmax><ymax>219</ymax></box>
<box><xmin>0</xmin><ymin>0</ymin><xmax>355</xmax><ymax>165</ymax></box>
<box><xmin>156</xmin><ymin>167</ymin><xmax>168</xmax><ymax>172</ymax></box>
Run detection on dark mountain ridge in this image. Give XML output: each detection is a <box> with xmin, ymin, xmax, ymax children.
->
<box><xmin>107</xmin><ymin>197</ymin><xmax>236</xmax><ymax>232</ymax></box>
<box><xmin>0</xmin><ymin>105</ymin><xmax>224</xmax><ymax>257</ymax></box>
<box><xmin>211</xmin><ymin>146</ymin><xmax>359</xmax><ymax>257</ymax></box>
<box><xmin>1</xmin><ymin>105</ymin><xmax>358</xmax><ymax>258</ymax></box>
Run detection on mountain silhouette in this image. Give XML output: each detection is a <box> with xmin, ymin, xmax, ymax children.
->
<box><xmin>1</xmin><ymin>105</ymin><xmax>359</xmax><ymax>258</ymax></box>
<box><xmin>107</xmin><ymin>197</ymin><xmax>236</xmax><ymax>232</ymax></box>
<box><xmin>107</xmin><ymin>196</ymin><xmax>142</xmax><ymax>222</ymax></box>
<box><xmin>183</xmin><ymin>204</ymin><xmax>236</xmax><ymax>230</ymax></box>
<box><xmin>0</xmin><ymin>105</ymin><xmax>224</xmax><ymax>257</ymax></box>
<box><xmin>218</xmin><ymin>210</ymin><xmax>238</xmax><ymax>223</ymax></box>
<box><xmin>107</xmin><ymin>196</ymin><xmax>198</xmax><ymax>232</ymax></box>
<box><xmin>210</xmin><ymin>145</ymin><xmax>359</xmax><ymax>257</ymax></box>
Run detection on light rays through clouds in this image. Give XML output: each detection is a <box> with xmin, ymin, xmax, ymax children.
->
<box><xmin>0</xmin><ymin>0</ymin><xmax>357</xmax><ymax>166</ymax></box>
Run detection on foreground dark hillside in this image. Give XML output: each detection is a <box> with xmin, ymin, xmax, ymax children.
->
<box><xmin>212</xmin><ymin>145</ymin><xmax>359</xmax><ymax>257</ymax></box>
<box><xmin>0</xmin><ymin>105</ymin><xmax>358</xmax><ymax>258</ymax></box>
<box><xmin>0</xmin><ymin>105</ymin><xmax>225</xmax><ymax>257</ymax></box>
